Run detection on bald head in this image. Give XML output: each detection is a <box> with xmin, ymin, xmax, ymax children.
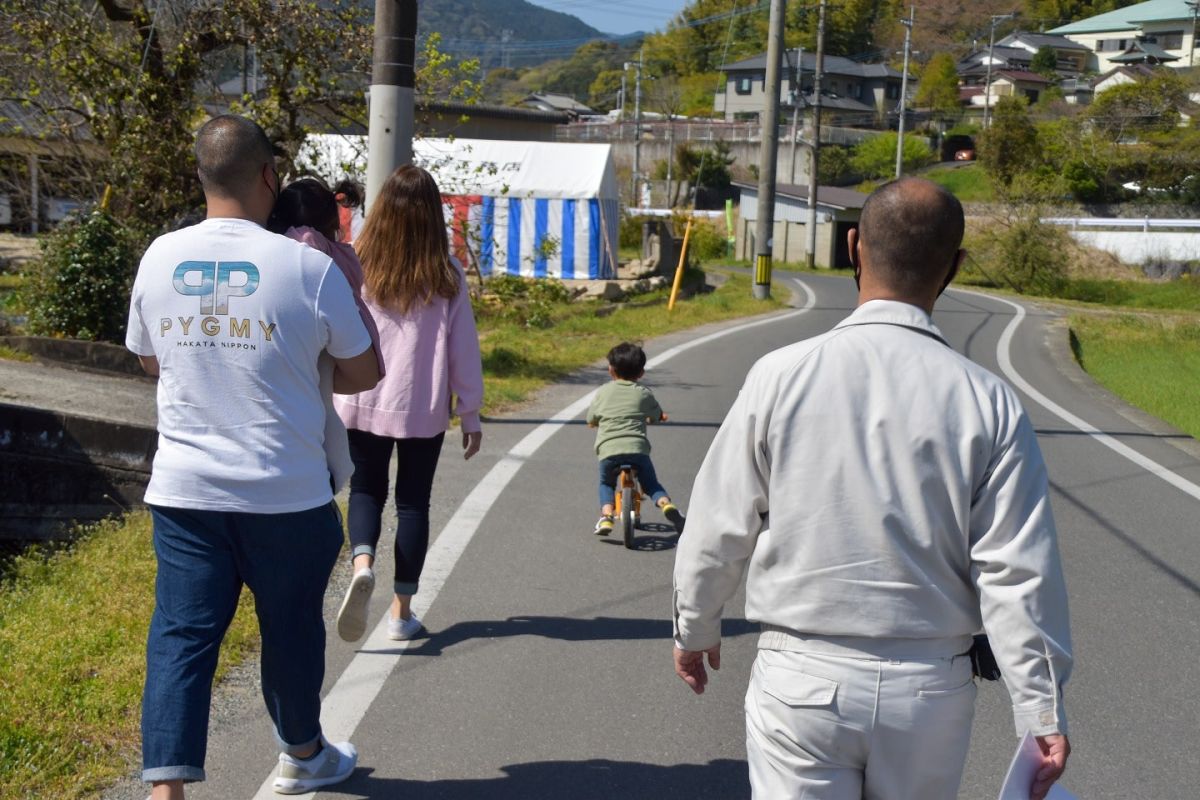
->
<box><xmin>856</xmin><ymin>177</ymin><xmax>964</xmax><ymax>298</ymax></box>
<box><xmin>194</xmin><ymin>115</ymin><xmax>274</xmax><ymax>200</ymax></box>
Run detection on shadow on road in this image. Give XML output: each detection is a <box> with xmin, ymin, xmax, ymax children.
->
<box><xmin>330</xmin><ymin>757</ymin><xmax>749</xmax><ymax>799</ymax></box>
<box><xmin>363</xmin><ymin>616</ymin><xmax>758</xmax><ymax>658</ymax></box>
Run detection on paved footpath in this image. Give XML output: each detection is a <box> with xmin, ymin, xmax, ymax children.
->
<box><xmin>93</xmin><ymin>273</ymin><xmax>1198</xmax><ymax>799</ymax></box>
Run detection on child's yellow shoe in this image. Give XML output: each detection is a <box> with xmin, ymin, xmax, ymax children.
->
<box><xmin>660</xmin><ymin>503</ymin><xmax>686</xmax><ymax>534</ymax></box>
<box><xmin>594</xmin><ymin>514</ymin><xmax>615</xmax><ymax>535</ymax></box>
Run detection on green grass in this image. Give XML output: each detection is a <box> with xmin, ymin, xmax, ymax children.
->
<box><xmin>0</xmin><ymin>345</ymin><xmax>32</xmax><ymax>362</ymax></box>
<box><xmin>0</xmin><ymin>512</ymin><xmax>259</xmax><ymax>799</ymax></box>
<box><xmin>0</xmin><ymin>274</ymin><xmax>23</xmax><ymax>290</ymax></box>
<box><xmin>475</xmin><ymin>270</ymin><xmax>785</xmax><ymax>412</ymax></box>
<box><xmin>1070</xmin><ymin>313</ymin><xmax>1200</xmax><ymax>439</ymax></box>
<box><xmin>1055</xmin><ymin>276</ymin><xmax>1200</xmax><ymax>311</ymax></box>
<box><xmin>923</xmin><ymin>164</ymin><xmax>996</xmax><ymax>203</ymax></box>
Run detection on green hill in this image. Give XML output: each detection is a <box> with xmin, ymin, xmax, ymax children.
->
<box><xmin>417</xmin><ymin>0</ymin><xmax>607</xmax><ymax>68</ymax></box>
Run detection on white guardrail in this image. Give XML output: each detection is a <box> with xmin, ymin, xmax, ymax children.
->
<box><xmin>1043</xmin><ymin>217</ymin><xmax>1200</xmax><ymax>230</ymax></box>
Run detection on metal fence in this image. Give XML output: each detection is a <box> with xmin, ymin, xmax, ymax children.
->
<box><xmin>556</xmin><ymin>120</ymin><xmax>881</xmax><ymax>147</ymax></box>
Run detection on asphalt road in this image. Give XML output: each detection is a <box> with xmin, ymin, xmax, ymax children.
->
<box><xmin>105</xmin><ymin>272</ymin><xmax>1200</xmax><ymax>799</ymax></box>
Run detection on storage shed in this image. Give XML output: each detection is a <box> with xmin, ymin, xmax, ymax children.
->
<box><xmin>735</xmin><ymin>182</ymin><xmax>868</xmax><ymax>268</ymax></box>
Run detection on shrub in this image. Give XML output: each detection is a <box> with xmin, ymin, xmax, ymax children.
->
<box><xmin>620</xmin><ymin>214</ymin><xmax>647</xmax><ymax>250</ymax></box>
<box><xmin>685</xmin><ymin>219</ymin><xmax>730</xmax><ymax>261</ymax></box>
<box><xmin>851</xmin><ymin>132</ymin><xmax>934</xmax><ymax>180</ymax></box>
<box><xmin>991</xmin><ymin>213</ymin><xmax>1071</xmax><ymax>295</ymax></box>
<box><xmin>22</xmin><ymin>209</ymin><xmax>139</xmax><ymax>342</ymax></box>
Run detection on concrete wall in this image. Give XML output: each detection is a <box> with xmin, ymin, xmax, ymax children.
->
<box><xmin>608</xmin><ymin>139</ymin><xmax>813</xmax><ymax>188</ymax></box>
<box><xmin>1068</xmin><ymin>230</ymin><xmax>1200</xmax><ymax>263</ymax></box>
<box><xmin>1</xmin><ymin>402</ymin><xmax>154</xmax><ymax>541</ymax></box>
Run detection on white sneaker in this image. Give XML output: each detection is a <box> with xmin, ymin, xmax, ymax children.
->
<box><xmin>335</xmin><ymin>567</ymin><xmax>374</xmax><ymax>642</ymax></box>
<box><xmin>273</xmin><ymin>738</ymin><xmax>357</xmax><ymax>794</ymax></box>
<box><xmin>387</xmin><ymin>613</ymin><xmax>424</xmax><ymax>641</ymax></box>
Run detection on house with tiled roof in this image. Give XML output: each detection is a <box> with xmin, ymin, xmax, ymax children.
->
<box><xmin>715</xmin><ymin>50</ymin><xmax>905</xmax><ymax>126</ymax></box>
<box><xmin>1050</xmin><ymin>0</ymin><xmax>1200</xmax><ymax>72</ymax></box>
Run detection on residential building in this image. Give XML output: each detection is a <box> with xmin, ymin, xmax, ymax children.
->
<box><xmin>715</xmin><ymin>50</ymin><xmax>905</xmax><ymax>126</ymax></box>
<box><xmin>967</xmin><ymin>70</ymin><xmax>1055</xmax><ymax>108</ymax></box>
<box><xmin>1050</xmin><ymin>0</ymin><xmax>1200</xmax><ymax>72</ymax></box>
<box><xmin>521</xmin><ymin>92</ymin><xmax>599</xmax><ymax>119</ymax></box>
<box><xmin>957</xmin><ymin>31</ymin><xmax>1087</xmax><ymax>84</ymax></box>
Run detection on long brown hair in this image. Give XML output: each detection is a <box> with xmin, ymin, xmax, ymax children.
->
<box><xmin>356</xmin><ymin>165</ymin><xmax>458</xmax><ymax>312</ymax></box>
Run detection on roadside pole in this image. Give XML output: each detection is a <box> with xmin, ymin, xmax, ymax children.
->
<box><xmin>895</xmin><ymin>6</ymin><xmax>914</xmax><ymax>179</ymax></box>
<box><xmin>805</xmin><ymin>0</ymin><xmax>827</xmax><ymax>270</ymax></box>
<box><xmin>789</xmin><ymin>46</ymin><xmax>803</xmax><ymax>184</ymax></box>
<box><xmin>753</xmin><ymin>0</ymin><xmax>786</xmax><ymax>300</ymax></box>
<box><xmin>366</xmin><ymin>0</ymin><xmax>417</xmax><ymax>211</ymax></box>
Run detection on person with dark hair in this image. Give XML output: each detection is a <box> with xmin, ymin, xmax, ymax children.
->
<box><xmin>585</xmin><ymin>341</ymin><xmax>685</xmax><ymax>536</ymax></box>
<box><xmin>268</xmin><ymin>177</ymin><xmax>385</xmax><ymax>492</ymax></box>
<box><xmin>332</xmin><ymin>165</ymin><xmax>484</xmax><ymax>644</ymax></box>
<box><xmin>332</xmin><ymin>178</ymin><xmax>366</xmax><ymax>243</ymax></box>
<box><xmin>126</xmin><ymin>115</ymin><xmax>379</xmax><ymax>799</ymax></box>
<box><xmin>672</xmin><ymin>178</ymin><xmax>1072</xmax><ymax>800</ymax></box>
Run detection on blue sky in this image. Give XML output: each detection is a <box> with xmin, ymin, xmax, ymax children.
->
<box><xmin>525</xmin><ymin>0</ymin><xmax>687</xmax><ymax>36</ymax></box>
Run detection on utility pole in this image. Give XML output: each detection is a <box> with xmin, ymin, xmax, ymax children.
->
<box><xmin>789</xmin><ymin>46</ymin><xmax>804</xmax><ymax>184</ymax></box>
<box><xmin>1189</xmin><ymin>0</ymin><xmax>1199</xmax><ymax>68</ymax></box>
<box><xmin>631</xmin><ymin>48</ymin><xmax>644</xmax><ymax>201</ymax></box>
<box><xmin>366</xmin><ymin>0</ymin><xmax>417</xmax><ymax>210</ymax></box>
<box><xmin>983</xmin><ymin>11</ymin><xmax>1018</xmax><ymax>128</ymax></box>
<box><xmin>752</xmin><ymin>0</ymin><xmax>786</xmax><ymax>299</ymax></box>
<box><xmin>805</xmin><ymin>0</ymin><xmax>827</xmax><ymax>270</ymax></box>
<box><xmin>895</xmin><ymin>6</ymin><xmax>914</xmax><ymax>179</ymax></box>
<box><xmin>619</xmin><ymin>72</ymin><xmax>627</xmax><ymax>120</ymax></box>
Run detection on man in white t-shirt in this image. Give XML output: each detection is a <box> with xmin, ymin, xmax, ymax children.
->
<box><xmin>126</xmin><ymin>115</ymin><xmax>379</xmax><ymax>799</ymax></box>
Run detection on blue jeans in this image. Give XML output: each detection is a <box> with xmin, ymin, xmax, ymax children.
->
<box><xmin>141</xmin><ymin>503</ymin><xmax>342</xmax><ymax>783</ymax></box>
<box><xmin>346</xmin><ymin>429</ymin><xmax>446</xmax><ymax>596</ymax></box>
<box><xmin>598</xmin><ymin>453</ymin><xmax>668</xmax><ymax>508</ymax></box>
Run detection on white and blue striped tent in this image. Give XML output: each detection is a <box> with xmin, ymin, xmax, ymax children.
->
<box><xmin>299</xmin><ymin>135</ymin><xmax>619</xmax><ymax>280</ymax></box>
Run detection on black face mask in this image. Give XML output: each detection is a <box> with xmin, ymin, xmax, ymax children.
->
<box><xmin>265</xmin><ymin>165</ymin><xmax>280</xmax><ymax>204</ymax></box>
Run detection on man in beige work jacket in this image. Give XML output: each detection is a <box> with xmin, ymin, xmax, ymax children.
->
<box><xmin>671</xmin><ymin>177</ymin><xmax>1072</xmax><ymax>800</ymax></box>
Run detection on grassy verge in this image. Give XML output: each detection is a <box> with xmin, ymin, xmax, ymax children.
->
<box><xmin>0</xmin><ymin>344</ymin><xmax>33</xmax><ymax>362</ymax></box>
<box><xmin>476</xmin><ymin>270</ymin><xmax>785</xmax><ymax>411</ymax></box>
<box><xmin>1069</xmin><ymin>313</ymin><xmax>1200</xmax><ymax>439</ymax></box>
<box><xmin>0</xmin><ymin>512</ymin><xmax>258</xmax><ymax>799</ymax></box>
<box><xmin>923</xmin><ymin>164</ymin><xmax>996</xmax><ymax>203</ymax></box>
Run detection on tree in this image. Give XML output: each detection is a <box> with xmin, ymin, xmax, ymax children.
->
<box><xmin>977</xmin><ymin>96</ymin><xmax>1040</xmax><ymax>188</ymax></box>
<box><xmin>851</xmin><ymin>132</ymin><xmax>933</xmax><ymax>179</ymax></box>
<box><xmin>2</xmin><ymin>0</ymin><xmax>372</xmax><ymax>231</ymax></box>
<box><xmin>1087</xmin><ymin>70</ymin><xmax>1188</xmax><ymax>142</ymax></box>
<box><xmin>588</xmin><ymin>69</ymin><xmax>625</xmax><ymax>113</ymax></box>
<box><xmin>1030</xmin><ymin>46</ymin><xmax>1059</xmax><ymax>78</ymax></box>
<box><xmin>915</xmin><ymin>53</ymin><xmax>963</xmax><ymax>122</ymax></box>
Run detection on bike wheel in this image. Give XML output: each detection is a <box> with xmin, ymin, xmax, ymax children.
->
<box><xmin>621</xmin><ymin>485</ymin><xmax>635</xmax><ymax>549</ymax></box>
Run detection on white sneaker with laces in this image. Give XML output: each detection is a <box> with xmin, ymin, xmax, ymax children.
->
<box><xmin>273</xmin><ymin>738</ymin><xmax>357</xmax><ymax>794</ymax></box>
<box><xmin>388</xmin><ymin>613</ymin><xmax>424</xmax><ymax>641</ymax></box>
<box><xmin>336</xmin><ymin>567</ymin><xmax>374</xmax><ymax>642</ymax></box>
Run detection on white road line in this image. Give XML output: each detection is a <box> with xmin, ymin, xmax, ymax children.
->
<box><xmin>250</xmin><ymin>278</ymin><xmax>817</xmax><ymax>798</ymax></box>
<box><xmin>968</xmin><ymin>289</ymin><xmax>1200</xmax><ymax>503</ymax></box>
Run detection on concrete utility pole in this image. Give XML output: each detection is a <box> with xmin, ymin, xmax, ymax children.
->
<box><xmin>1189</xmin><ymin>0</ymin><xmax>1199</xmax><ymax>68</ymax></box>
<box><xmin>627</xmin><ymin>49</ymin><xmax>645</xmax><ymax>200</ymax></box>
<box><xmin>366</xmin><ymin>0</ymin><xmax>417</xmax><ymax>211</ymax></box>
<box><xmin>753</xmin><ymin>0</ymin><xmax>786</xmax><ymax>299</ymax></box>
<box><xmin>789</xmin><ymin>46</ymin><xmax>804</xmax><ymax>184</ymax></box>
<box><xmin>805</xmin><ymin>0</ymin><xmax>827</xmax><ymax>270</ymax></box>
<box><xmin>983</xmin><ymin>11</ymin><xmax>1018</xmax><ymax>128</ymax></box>
<box><xmin>895</xmin><ymin>6</ymin><xmax>914</xmax><ymax>179</ymax></box>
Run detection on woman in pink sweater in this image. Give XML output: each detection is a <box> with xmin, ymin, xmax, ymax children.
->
<box><xmin>333</xmin><ymin>165</ymin><xmax>484</xmax><ymax>643</ymax></box>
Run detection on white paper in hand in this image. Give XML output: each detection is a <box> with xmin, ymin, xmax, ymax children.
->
<box><xmin>998</xmin><ymin>731</ymin><xmax>1078</xmax><ymax>800</ymax></box>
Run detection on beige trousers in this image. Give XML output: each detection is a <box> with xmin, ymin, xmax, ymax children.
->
<box><xmin>744</xmin><ymin>645</ymin><xmax>977</xmax><ymax>799</ymax></box>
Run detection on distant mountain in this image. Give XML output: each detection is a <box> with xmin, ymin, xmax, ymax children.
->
<box><xmin>417</xmin><ymin>0</ymin><xmax>606</xmax><ymax>68</ymax></box>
